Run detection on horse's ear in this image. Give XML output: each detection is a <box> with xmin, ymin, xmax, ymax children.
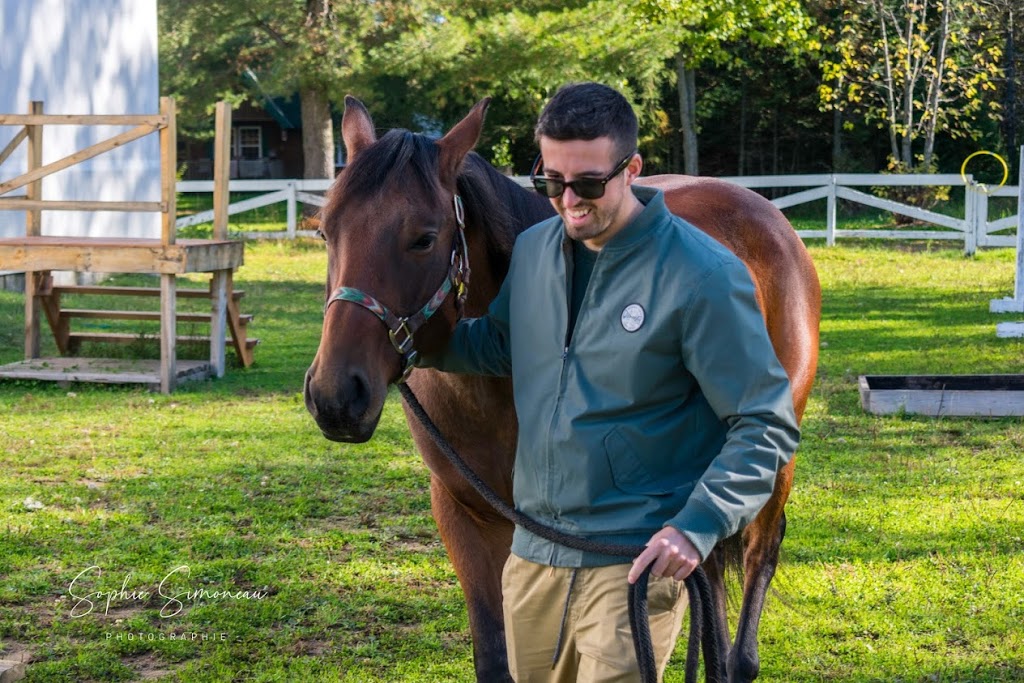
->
<box><xmin>436</xmin><ymin>98</ymin><xmax>491</xmax><ymax>187</ymax></box>
<box><xmin>341</xmin><ymin>95</ymin><xmax>377</xmax><ymax>163</ymax></box>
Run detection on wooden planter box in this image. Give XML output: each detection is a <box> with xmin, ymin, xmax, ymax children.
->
<box><xmin>859</xmin><ymin>374</ymin><xmax>1024</xmax><ymax>417</ymax></box>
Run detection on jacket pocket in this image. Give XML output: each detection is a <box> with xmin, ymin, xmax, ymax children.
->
<box><xmin>603</xmin><ymin>426</ymin><xmax>681</xmax><ymax>496</ymax></box>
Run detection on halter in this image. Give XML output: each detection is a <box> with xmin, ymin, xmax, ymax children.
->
<box><xmin>325</xmin><ymin>194</ymin><xmax>470</xmax><ymax>383</ymax></box>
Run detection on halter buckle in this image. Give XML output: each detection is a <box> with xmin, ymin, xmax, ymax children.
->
<box><xmin>388</xmin><ymin>319</ymin><xmax>415</xmax><ymax>355</ymax></box>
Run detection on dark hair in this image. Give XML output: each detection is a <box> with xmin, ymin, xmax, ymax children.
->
<box><xmin>534</xmin><ymin>82</ymin><xmax>638</xmax><ymax>160</ymax></box>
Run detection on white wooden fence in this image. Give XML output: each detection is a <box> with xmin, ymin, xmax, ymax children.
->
<box><xmin>176</xmin><ymin>173</ymin><xmax>1020</xmax><ymax>255</ymax></box>
<box><xmin>176</xmin><ymin>179</ymin><xmax>333</xmax><ymax>240</ymax></box>
<box><xmin>180</xmin><ymin>161</ymin><xmax>1024</xmax><ymax>337</ymax></box>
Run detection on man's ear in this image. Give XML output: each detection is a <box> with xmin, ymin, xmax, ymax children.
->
<box><xmin>625</xmin><ymin>153</ymin><xmax>643</xmax><ymax>184</ymax></box>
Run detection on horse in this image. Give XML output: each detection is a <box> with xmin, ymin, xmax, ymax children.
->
<box><xmin>304</xmin><ymin>96</ymin><xmax>821</xmax><ymax>683</ymax></box>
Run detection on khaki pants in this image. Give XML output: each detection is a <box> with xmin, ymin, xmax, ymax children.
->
<box><xmin>501</xmin><ymin>553</ymin><xmax>688</xmax><ymax>683</ymax></box>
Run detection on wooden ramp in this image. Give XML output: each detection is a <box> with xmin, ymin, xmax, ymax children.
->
<box><xmin>0</xmin><ymin>357</ymin><xmax>211</xmax><ymax>390</ymax></box>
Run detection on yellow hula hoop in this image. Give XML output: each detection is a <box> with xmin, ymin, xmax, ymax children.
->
<box><xmin>960</xmin><ymin>150</ymin><xmax>1009</xmax><ymax>195</ymax></box>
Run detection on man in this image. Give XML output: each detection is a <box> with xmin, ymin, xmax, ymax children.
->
<box><xmin>420</xmin><ymin>82</ymin><xmax>799</xmax><ymax>682</ymax></box>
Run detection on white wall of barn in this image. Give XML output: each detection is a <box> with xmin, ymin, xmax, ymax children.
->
<box><xmin>0</xmin><ymin>0</ymin><xmax>160</xmax><ymax>240</ymax></box>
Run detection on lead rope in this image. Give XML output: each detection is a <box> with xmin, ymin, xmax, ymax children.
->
<box><xmin>398</xmin><ymin>383</ymin><xmax>725</xmax><ymax>683</ymax></box>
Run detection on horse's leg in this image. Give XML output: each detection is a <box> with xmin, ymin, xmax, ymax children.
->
<box><xmin>430</xmin><ymin>475</ymin><xmax>515</xmax><ymax>683</ymax></box>
<box><xmin>728</xmin><ymin>459</ymin><xmax>794</xmax><ymax>683</ymax></box>
<box><xmin>701</xmin><ymin>546</ymin><xmax>733</xmax><ymax>675</ymax></box>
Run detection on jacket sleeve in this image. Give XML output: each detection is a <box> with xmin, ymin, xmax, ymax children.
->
<box><xmin>665</xmin><ymin>259</ymin><xmax>800</xmax><ymax>561</ymax></box>
<box><xmin>415</xmin><ymin>254</ymin><xmax>515</xmax><ymax>377</ymax></box>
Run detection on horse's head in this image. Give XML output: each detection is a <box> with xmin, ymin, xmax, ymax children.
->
<box><xmin>304</xmin><ymin>96</ymin><xmax>489</xmax><ymax>442</ymax></box>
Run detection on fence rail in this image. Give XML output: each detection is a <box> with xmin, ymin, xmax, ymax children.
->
<box><xmin>175</xmin><ymin>173</ymin><xmax>1021</xmax><ymax>255</ymax></box>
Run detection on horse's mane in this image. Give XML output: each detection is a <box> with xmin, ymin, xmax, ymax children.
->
<box><xmin>328</xmin><ymin>128</ymin><xmax>553</xmax><ymax>282</ymax></box>
<box><xmin>456</xmin><ymin>153</ymin><xmax>555</xmax><ymax>281</ymax></box>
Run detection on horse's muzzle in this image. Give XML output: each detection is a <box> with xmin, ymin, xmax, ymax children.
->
<box><xmin>303</xmin><ymin>365</ymin><xmax>380</xmax><ymax>443</ymax></box>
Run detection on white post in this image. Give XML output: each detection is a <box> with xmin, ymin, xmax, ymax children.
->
<box><xmin>975</xmin><ymin>191</ymin><xmax>989</xmax><ymax>249</ymax></box>
<box><xmin>826</xmin><ymin>175</ymin><xmax>837</xmax><ymax>247</ymax></box>
<box><xmin>286</xmin><ymin>182</ymin><xmax>297</xmax><ymax>240</ymax></box>
<box><xmin>963</xmin><ymin>183</ymin><xmax>977</xmax><ymax>256</ymax></box>
<box><xmin>994</xmin><ymin>146</ymin><xmax>1024</xmax><ymax>335</ymax></box>
<box><xmin>1014</xmin><ymin>146</ymin><xmax>1024</xmax><ymax>302</ymax></box>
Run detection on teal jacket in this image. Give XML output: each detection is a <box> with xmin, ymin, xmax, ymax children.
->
<box><xmin>420</xmin><ymin>186</ymin><xmax>799</xmax><ymax>566</ymax></box>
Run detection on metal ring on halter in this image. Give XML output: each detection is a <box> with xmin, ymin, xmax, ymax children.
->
<box><xmin>454</xmin><ymin>194</ymin><xmax>465</xmax><ymax>226</ymax></box>
<box><xmin>961</xmin><ymin>151</ymin><xmax>1009</xmax><ymax>195</ymax></box>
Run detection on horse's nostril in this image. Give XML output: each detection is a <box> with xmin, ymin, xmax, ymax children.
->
<box><xmin>347</xmin><ymin>370</ymin><xmax>371</xmax><ymax>419</ymax></box>
<box><xmin>303</xmin><ymin>369</ymin><xmax>319</xmax><ymax>417</ymax></box>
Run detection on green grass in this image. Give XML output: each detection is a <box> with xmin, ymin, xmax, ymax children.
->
<box><xmin>1</xmin><ymin>235</ymin><xmax>1024</xmax><ymax>681</ymax></box>
<box><xmin>176</xmin><ymin>192</ymin><xmax>301</xmax><ymax>238</ymax></box>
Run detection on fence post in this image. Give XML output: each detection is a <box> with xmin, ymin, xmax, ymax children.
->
<box><xmin>975</xmin><ymin>190</ymin><xmax>989</xmax><ymax>249</ymax></box>
<box><xmin>826</xmin><ymin>175</ymin><xmax>837</xmax><ymax>246</ymax></box>
<box><xmin>212</xmin><ymin>101</ymin><xmax>232</xmax><ymax>240</ymax></box>
<box><xmin>1015</xmin><ymin>145</ymin><xmax>1024</xmax><ymax>302</ymax></box>
<box><xmin>286</xmin><ymin>182</ymin><xmax>297</xmax><ymax>240</ymax></box>
<box><xmin>24</xmin><ymin>101</ymin><xmax>43</xmax><ymax>359</ymax></box>
<box><xmin>963</xmin><ymin>183</ymin><xmax>977</xmax><ymax>256</ymax></box>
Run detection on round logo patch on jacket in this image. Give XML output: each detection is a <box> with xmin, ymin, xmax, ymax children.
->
<box><xmin>620</xmin><ymin>303</ymin><xmax>645</xmax><ymax>332</ymax></box>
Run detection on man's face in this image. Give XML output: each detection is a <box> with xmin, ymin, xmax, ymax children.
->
<box><xmin>537</xmin><ymin>136</ymin><xmax>641</xmax><ymax>249</ymax></box>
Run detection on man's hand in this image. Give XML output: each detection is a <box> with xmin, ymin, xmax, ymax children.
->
<box><xmin>627</xmin><ymin>527</ymin><xmax>701</xmax><ymax>584</ymax></box>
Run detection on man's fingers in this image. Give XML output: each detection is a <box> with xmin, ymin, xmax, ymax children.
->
<box><xmin>673</xmin><ymin>563</ymin><xmax>695</xmax><ymax>581</ymax></box>
<box><xmin>650</xmin><ymin>546</ymin><xmax>676</xmax><ymax>578</ymax></box>
<box><xmin>628</xmin><ymin>545</ymin><xmax>659</xmax><ymax>584</ymax></box>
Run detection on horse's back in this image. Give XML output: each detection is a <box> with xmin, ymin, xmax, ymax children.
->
<box><xmin>637</xmin><ymin>174</ymin><xmax>820</xmax><ymax>418</ymax></box>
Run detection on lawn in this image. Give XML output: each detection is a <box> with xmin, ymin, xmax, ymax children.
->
<box><xmin>1</xmin><ymin>234</ymin><xmax>1023</xmax><ymax>682</ymax></box>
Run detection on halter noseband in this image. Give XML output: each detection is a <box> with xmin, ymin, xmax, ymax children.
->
<box><xmin>325</xmin><ymin>194</ymin><xmax>470</xmax><ymax>383</ymax></box>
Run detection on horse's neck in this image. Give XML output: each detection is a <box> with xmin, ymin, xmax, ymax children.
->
<box><xmin>495</xmin><ymin>169</ymin><xmax>556</xmax><ymax>228</ymax></box>
<box><xmin>462</xmin><ymin>164</ymin><xmax>554</xmax><ymax>316</ymax></box>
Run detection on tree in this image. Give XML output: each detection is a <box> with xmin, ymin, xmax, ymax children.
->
<box><xmin>369</xmin><ymin>0</ymin><xmax>817</xmax><ymax>176</ymax></box>
<box><xmin>159</xmin><ymin>0</ymin><xmax>418</xmax><ymax>179</ymax></box>
<box><xmin>819</xmin><ymin>0</ymin><xmax>1003</xmax><ymax>171</ymax></box>
<box><xmin>629</xmin><ymin>0</ymin><xmax>818</xmax><ymax>174</ymax></box>
<box><xmin>981</xmin><ymin>0</ymin><xmax>1022</xmax><ymax>176</ymax></box>
<box><xmin>366</xmin><ymin>1</ymin><xmax>678</xmax><ymax>171</ymax></box>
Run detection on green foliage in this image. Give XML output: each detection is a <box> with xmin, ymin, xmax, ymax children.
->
<box><xmin>819</xmin><ymin>0</ymin><xmax>1004</xmax><ymax>168</ymax></box>
<box><xmin>631</xmin><ymin>0</ymin><xmax>819</xmax><ymax>67</ymax></box>
<box><xmin>872</xmin><ymin>158</ymin><xmax>952</xmax><ymax>223</ymax></box>
<box><xmin>158</xmin><ymin>0</ymin><xmax>393</xmax><ymax>134</ymax></box>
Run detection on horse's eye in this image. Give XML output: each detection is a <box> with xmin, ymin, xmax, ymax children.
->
<box><xmin>314</xmin><ymin>229</ymin><xmax>327</xmax><ymax>242</ymax></box>
<box><xmin>411</xmin><ymin>233</ymin><xmax>437</xmax><ymax>251</ymax></box>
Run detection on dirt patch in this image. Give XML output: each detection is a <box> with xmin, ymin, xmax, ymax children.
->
<box><xmin>124</xmin><ymin>651</ymin><xmax>180</xmax><ymax>681</ymax></box>
<box><xmin>0</xmin><ymin>641</ymin><xmax>33</xmax><ymax>664</ymax></box>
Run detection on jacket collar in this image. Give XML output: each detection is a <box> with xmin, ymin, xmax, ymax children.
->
<box><xmin>561</xmin><ymin>186</ymin><xmax>669</xmax><ymax>253</ymax></box>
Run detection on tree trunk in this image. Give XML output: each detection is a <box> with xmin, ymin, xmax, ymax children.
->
<box><xmin>300</xmin><ymin>86</ymin><xmax>335</xmax><ymax>180</ymax></box>
<box><xmin>874</xmin><ymin>0</ymin><xmax>901</xmax><ymax>163</ymax></box>
<box><xmin>771</xmin><ymin>107</ymin><xmax>779</xmax><ymax>176</ymax></box>
<box><xmin>922</xmin><ymin>0</ymin><xmax>951</xmax><ymax>169</ymax></box>
<box><xmin>675</xmin><ymin>54</ymin><xmax>699</xmax><ymax>175</ymax></box>
<box><xmin>832</xmin><ymin>107</ymin><xmax>843</xmax><ymax>171</ymax></box>
<box><xmin>1004</xmin><ymin>7</ymin><xmax>1018</xmax><ymax>168</ymax></box>
<box><xmin>738</xmin><ymin>74</ymin><xmax>748</xmax><ymax>175</ymax></box>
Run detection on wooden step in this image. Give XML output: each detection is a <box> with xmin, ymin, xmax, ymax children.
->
<box><xmin>59</xmin><ymin>309</ymin><xmax>253</xmax><ymax>324</ymax></box>
<box><xmin>51</xmin><ymin>285</ymin><xmax>245</xmax><ymax>300</ymax></box>
<box><xmin>67</xmin><ymin>332</ymin><xmax>260</xmax><ymax>349</ymax></box>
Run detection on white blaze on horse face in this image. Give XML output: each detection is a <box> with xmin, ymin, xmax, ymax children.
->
<box><xmin>537</xmin><ymin>135</ymin><xmax>642</xmax><ymax>251</ymax></box>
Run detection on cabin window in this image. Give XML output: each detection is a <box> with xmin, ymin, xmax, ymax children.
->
<box><xmin>232</xmin><ymin>126</ymin><xmax>263</xmax><ymax>160</ymax></box>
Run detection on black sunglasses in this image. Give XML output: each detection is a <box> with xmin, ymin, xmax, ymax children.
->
<box><xmin>530</xmin><ymin>150</ymin><xmax>637</xmax><ymax>200</ymax></box>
